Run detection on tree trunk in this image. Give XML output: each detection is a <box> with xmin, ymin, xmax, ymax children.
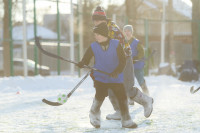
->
<box><xmin>192</xmin><ymin>0</ymin><xmax>200</xmax><ymax>60</ymax></box>
<box><xmin>168</xmin><ymin>0</ymin><xmax>175</xmax><ymax>63</ymax></box>
<box><xmin>3</xmin><ymin>0</ymin><xmax>11</xmax><ymax>76</ymax></box>
<box><xmin>125</xmin><ymin>0</ymin><xmax>137</xmax><ymax>28</ymax></box>
<box><xmin>82</xmin><ymin>0</ymin><xmax>97</xmax><ymax>48</ymax></box>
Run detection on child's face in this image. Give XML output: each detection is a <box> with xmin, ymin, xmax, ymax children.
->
<box><xmin>123</xmin><ymin>29</ymin><xmax>132</xmax><ymax>40</ymax></box>
<box><xmin>94</xmin><ymin>33</ymin><xmax>107</xmax><ymax>43</ymax></box>
<box><xmin>93</xmin><ymin>20</ymin><xmax>106</xmax><ymax>26</ymax></box>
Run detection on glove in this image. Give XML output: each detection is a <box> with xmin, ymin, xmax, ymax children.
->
<box><xmin>132</xmin><ymin>60</ymin><xmax>136</xmax><ymax>64</ymax></box>
<box><xmin>124</xmin><ymin>47</ymin><xmax>131</xmax><ymax>55</ymax></box>
<box><xmin>76</xmin><ymin>61</ymin><xmax>84</xmax><ymax>68</ymax></box>
<box><xmin>109</xmin><ymin>70</ymin><xmax>119</xmax><ymax>78</ymax></box>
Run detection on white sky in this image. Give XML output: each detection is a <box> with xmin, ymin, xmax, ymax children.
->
<box><xmin>182</xmin><ymin>0</ymin><xmax>192</xmax><ymax>7</ymax></box>
<box><xmin>0</xmin><ymin>0</ymin><xmax>193</xmax><ymax>23</ymax></box>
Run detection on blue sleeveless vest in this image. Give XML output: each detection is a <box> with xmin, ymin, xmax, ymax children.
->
<box><xmin>91</xmin><ymin>39</ymin><xmax>123</xmax><ymax>83</ymax></box>
<box><xmin>130</xmin><ymin>39</ymin><xmax>145</xmax><ymax>69</ymax></box>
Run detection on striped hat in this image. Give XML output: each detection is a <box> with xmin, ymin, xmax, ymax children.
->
<box><xmin>92</xmin><ymin>6</ymin><xmax>107</xmax><ymax>21</ymax></box>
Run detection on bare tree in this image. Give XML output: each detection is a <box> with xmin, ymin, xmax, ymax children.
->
<box><xmin>82</xmin><ymin>0</ymin><xmax>100</xmax><ymax>48</ymax></box>
<box><xmin>191</xmin><ymin>0</ymin><xmax>200</xmax><ymax>60</ymax></box>
<box><xmin>2</xmin><ymin>0</ymin><xmax>24</xmax><ymax>76</ymax></box>
<box><xmin>3</xmin><ymin>0</ymin><xmax>10</xmax><ymax>76</ymax></box>
<box><xmin>125</xmin><ymin>0</ymin><xmax>144</xmax><ymax>28</ymax></box>
<box><xmin>168</xmin><ymin>0</ymin><xmax>175</xmax><ymax>63</ymax></box>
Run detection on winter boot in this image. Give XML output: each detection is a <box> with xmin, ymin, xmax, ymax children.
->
<box><xmin>132</xmin><ymin>87</ymin><xmax>153</xmax><ymax>118</ymax></box>
<box><xmin>141</xmin><ymin>81</ymin><xmax>149</xmax><ymax>96</ymax></box>
<box><xmin>106</xmin><ymin>110</ymin><xmax>121</xmax><ymax>120</ymax></box>
<box><xmin>106</xmin><ymin>90</ymin><xmax>121</xmax><ymax>120</ymax></box>
<box><xmin>128</xmin><ymin>97</ymin><xmax>135</xmax><ymax>105</ymax></box>
<box><xmin>118</xmin><ymin>99</ymin><xmax>137</xmax><ymax>128</ymax></box>
<box><xmin>89</xmin><ymin>98</ymin><xmax>103</xmax><ymax>128</ymax></box>
<box><xmin>122</xmin><ymin>119</ymin><xmax>137</xmax><ymax>128</ymax></box>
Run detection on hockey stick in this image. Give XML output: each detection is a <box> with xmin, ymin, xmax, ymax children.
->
<box><xmin>35</xmin><ymin>37</ymin><xmax>109</xmax><ymax>75</ymax></box>
<box><xmin>190</xmin><ymin>86</ymin><xmax>200</xmax><ymax>94</ymax></box>
<box><xmin>42</xmin><ymin>71</ymin><xmax>91</xmax><ymax>106</ymax></box>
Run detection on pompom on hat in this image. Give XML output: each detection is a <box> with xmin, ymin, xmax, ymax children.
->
<box><xmin>92</xmin><ymin>6</ymin><xmax>107</xmax><ymax>21</ymax></box>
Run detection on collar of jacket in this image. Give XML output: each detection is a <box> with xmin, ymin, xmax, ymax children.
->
<box><xmin>99</xmin><ymin>37</ymin><xmax>110</xmax><ymax>46</ymax></box>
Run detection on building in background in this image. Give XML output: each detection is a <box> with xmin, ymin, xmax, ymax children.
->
<box><xmin>108</xmin><ymin>0</ymin><xmax>192</xmax><ymax>66</ymax></box>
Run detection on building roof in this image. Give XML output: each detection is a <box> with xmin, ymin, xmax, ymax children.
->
<box><xmin>12</xmin><ymin>24</ymin><xmax>65</xmax><ymax>41</ymax></box>
<box><xmin>172</xmin><ymin>0</ymin><xmax>192</xmax><ymax>19</ymax></box>
<box><xmin>147</xmin><ymin>0</ymin><xmax>192</xmax><ymax>19</ymax></box>
<box><xmin>0</xmin><ymin>24</ymin><xmax>66</xmax><ymax>45</ymax></box>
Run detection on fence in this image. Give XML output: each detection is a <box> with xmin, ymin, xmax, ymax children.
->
<box><xmin>0</xmin><ymin>0</ymin><xmax>82</xmax><ymax>77</ymax></box>
<box><xmin>0</xmin><ymin>0</ymin><xmax>200</xmax><ymax>77</ymax></box>
<box><xmin>113</xmin><ymin>14</ymin><xmax>200</xmax><ymax>75</ymax></box>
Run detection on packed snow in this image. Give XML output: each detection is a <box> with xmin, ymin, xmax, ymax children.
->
<box><xmin>0</xmin><ymin>73</ymin><xmax>199</xmax><ymax>133</ymax></box>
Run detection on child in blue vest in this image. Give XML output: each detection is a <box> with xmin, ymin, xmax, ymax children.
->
<box><xmin>90</xmin><ymin>6</ymin><xmax>153</xmax><ymax>121</ymax></box>
<box><xmin>77</xmin><ymin>22</ymin><xmax>137</xmax><ymax>128</ymax></box>
<box><xmin>123</xmin><ymin>25</ymin><xmax>150</xmax><ymax>95</ymax></box>
<box><xmin>91</xmin><ymin>6</ymin><xmax>134</xmax><ymax>121</ymax></box>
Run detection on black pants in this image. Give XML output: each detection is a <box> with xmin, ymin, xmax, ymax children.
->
<box><xmin>94</xmin><ymin>80</ymin><xmax>127</xmax><ymax>101</ymax></box>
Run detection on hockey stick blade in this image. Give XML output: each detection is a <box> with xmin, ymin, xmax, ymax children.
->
<box><xmin>42</xmin><ymin>71</ymin><xmax>91</xmax><ymax>106</ymax></box>
<box><xmin>190</xmin><ymin>86</ymin><xmax>194</xmax><ymax>93</ymax></box>
<box><xmin>190</xmin><ymin>86</ymin><xmax>200</xmax><ymax>94</ymax></box>
<box><xmin>42</xmin><ymin>99</ymin><xmax>62</xmax><ymax>106</ymax></box>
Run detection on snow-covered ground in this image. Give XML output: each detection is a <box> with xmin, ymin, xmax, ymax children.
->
<box><xmin>0</xmin><ymin>74</ymin><xmax>199</xmax><ymax>133</ymax></box>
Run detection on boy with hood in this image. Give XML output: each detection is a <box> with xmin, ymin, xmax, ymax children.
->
<box><xmin>77</xmin><ymin>22</ymin><xmax>137</xmax><ymax>128</ymax></box>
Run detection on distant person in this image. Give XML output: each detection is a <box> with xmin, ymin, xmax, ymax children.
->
<box><xmin>123</xmin><ymin>25</ymin><xmax>150</xmax><ymax>95</ymax></box>
<box><xmin>91</xmin><ymin>6</ymin><xmax>153</xmax><ymax>121</ymax></box>
<box><xmin>77</xmin><ymin>23</ymin><xmax>137</xmax><ymax>128</ymax></box>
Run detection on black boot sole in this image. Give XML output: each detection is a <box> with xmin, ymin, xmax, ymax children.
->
<box><xmin>106</xmin><ymin>117</ymin><xmax>121</xmax><ymax>120</ymax></box>
<box><xmin>122</xmin><ymin>123</ymin><xmax>137</xmax><ymax>128</ymax></box>
<box><xmin>90</xmin><ymin>121</ymin><xmax>100</xmax><ymax>128</ymax></box>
